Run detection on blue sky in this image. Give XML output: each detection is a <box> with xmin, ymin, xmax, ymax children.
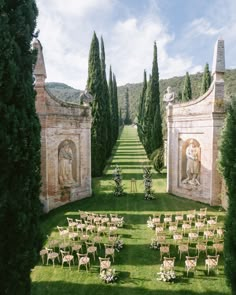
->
<box><xmin>36</xmin><ymin>0</ymin><xmax>236</xmax><ymax>89</ymax></box>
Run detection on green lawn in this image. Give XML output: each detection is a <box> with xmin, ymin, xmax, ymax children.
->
<box><xmin>31</xmin><ymin>126</ymin><xmax>230</xmax><ymax>295</ymax></box>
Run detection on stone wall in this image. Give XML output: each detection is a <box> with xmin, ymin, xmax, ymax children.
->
<box><xmin>33</xmin><ymin>39</ymin><xmax>92</xmax><ymax>212</ymax></box>
<box><xmin>166</xmin><ymin>40</ymin><xmax>226</xmax><ymax>206</ymax></box>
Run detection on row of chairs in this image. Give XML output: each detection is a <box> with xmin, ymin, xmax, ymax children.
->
<box><xmin>40</xmin><ymin>238</ymin><xmax>117</xmax><ymax>270</ymax></box>
<box><xmin>77</xmin><ymin>211</ymin><xmax>124</xmax><ymax>227</ymax></box>
<box><xmin>161</xmin><ymin>254</ymin><xmax>219</xmax><ymax>276</ymax></box>
<box><xmin>151</xmin><ymin>239</ymin><xmax>224</xmax><ymax>261</ymax></box>
<box><xmin>148</xmin><ymin>208</ymin><xmax>220</xmax><ymax>228</ymax></box>
<box><xmin>40</xmin><ymin>247</ymin><xmax>114</xmax><ymax>272</ymax></box>
<box><xmin>152</xmin><ymin>221</ymin><xmax>223</xmax><ymax>237</ymax></box>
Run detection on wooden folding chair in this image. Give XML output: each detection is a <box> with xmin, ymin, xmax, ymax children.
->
<box><xmin>185</xmin><ymin>256</ymin><xmax>198</xmax><ymax>276</ymax></box>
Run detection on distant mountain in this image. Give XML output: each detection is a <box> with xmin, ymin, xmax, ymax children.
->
<box><xmin>45</xmin><ymin>82</ymin><xmax>82</xmax><ymax>103</ymax></box>
<box><xmin>117</xmin><ymin>69</ymin><xmax>236</xmax><ymax>121</ymax></box>
<box><xmin>45</xmin><ymin>69</ymin><xmax>236</xmax><ymax>120</ymax></box>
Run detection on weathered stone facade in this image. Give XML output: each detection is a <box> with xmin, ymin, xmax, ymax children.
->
<box><xmin>33</xmin><ymin>40</ymin><xmax>92</xmax><ymax>212</ymax></box>
<box><xmin>166</xmin><ymin>40</ymin><xmax>225</xmax><ymax>206</ymax></box>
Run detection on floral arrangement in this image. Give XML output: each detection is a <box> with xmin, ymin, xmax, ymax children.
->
<box><xmin>147</xmin><ymin>216</ymin><xmax>155</xmax><ymax>229</ymax></box>
<box><xmin>114</xmin><ymin>238</ymin><xmax>124</xmax><ymax>252</ymax></box>
<box><xmin>143</xmin><ymin>167</ymin><xmax>155</xmax><ymax>200</ymax></box>
<box><xmin>150</xmin><ymin>238</ymin><xmax>160</xmax><ymax>250</ymax></box>
<box><xmin>157</xmin><ymin>264</ymin><xmax>176</xmax><ymax>282</ymax></box>
<box><xmin>100</xmin><ymin>268</ymin><xmax>118</xmax><ymax>283</ymax></box>
<box><xmin>113</xmin><ymin>165</ymin><xmax>125</xmax><ymax>197</ymax></box>
<box><xmin>157</xmin><ymin>270</ymin><xmax>176</xmax><ymax>283</ymax></box>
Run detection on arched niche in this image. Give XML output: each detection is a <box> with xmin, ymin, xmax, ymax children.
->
<box><xmin>181</xmin><ymin>138</ymin><xmax>201</xmax><ymax>185</ymax></box>
<box><xmin>58</xmin><ymin>140</ymin><xmax>77</xmax><ymax>186</ymax></box>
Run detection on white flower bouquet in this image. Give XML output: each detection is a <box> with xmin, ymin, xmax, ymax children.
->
<box><xmin>157</xmin><ymin>268</ymin><xmax>176</xmax><ymax>282</ymax></box>
<box><xmin>100</xmin><ymin>268</ymin><xmax>118</xmax><ymax>283</ymax></box>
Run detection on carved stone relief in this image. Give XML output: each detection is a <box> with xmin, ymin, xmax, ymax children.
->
<box><xmin>58</xmin><ymin>140</ymin><xmax>77</xmax><ymax>186</ymax></box>
<box><xmin>181</xmin><ymin>139</ymin><xmax>201</xmax><ymax>186</ymax></box>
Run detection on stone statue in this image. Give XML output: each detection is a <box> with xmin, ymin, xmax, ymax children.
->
<box><xmin>183</xmin><ymin>139</ymin><xmax>200</xmax><ymax>185</ymax></box>
<box><xmin>163</xmin><ymin>86</ymin><xmax>175</xmax><ymax>104</ymax></box>
<box><xmin>79</xmin><ymin>89</ymin><xmax>93</xmax><ymax>105</ymax></box>
<box><xmin>58</xmin><ymin>141</ymin><xmax>74</xmax><ymax>185</ymax></box>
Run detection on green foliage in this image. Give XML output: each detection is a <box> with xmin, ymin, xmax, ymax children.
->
<box><xmin>0</xmin><ymin>1</ymin><xmax>43</xmax><ymax>294</ymax></box>
<box><xmin>219</xmin><ymin>98</ymin><xmax>236</xmax><ymax>294</ymax></box>
<box><xmin>100</xmin><ymin>37</ymin><xmax>111</xmax><ymax>158</ymax></box>
<box><xmin>182</xmin><ymin>72</ymin><xmax>192</xmax><ymax>101</ymax></box>
<box><xmin>137</xmin><ymin>70</ymin><xmax>147</xmax><ymax>143</ymax></box>
<box><xmin>108</xmin><ymin>66</ymin><xmax>115</xmax><ymax>147</ymax></box>
<box><xmin>124</xmin><ymin>88</ymin><xmax>132</xmax><ymax>125</ymax></box>
<box><xmin>45</xmin><ymin>82</ymin><xmax>81</xmax><ymax>102</ymax></box>
<box><xmin>87</xmin><ymin>32</ymin><xmax>105</xmax><ymax>176</ymax></box>
<box><xmin>143</xmin><ymin>42</ymin><xmax>162</xmax><ymax>157</ymax></box>
<box><xmin>113</xmin><ymin>74</ymin><xmax>119</xmax><ymax>141</ymax></box>
<box><xmin>119</xmin><ymin>108</ymin><xmax>123</xmax><ymax>126</ymax></box>
<box><xmin>31</xmin><ymin>126</ymin><xmax>229</xmax><ymax>295</ymax></box>
<box><xmin>201</xmin><ymin>63</ymin><xmax>211</xmax><ymax>95</ymax></box>
<box><xmin>150</xmin><ymin>146</ymin><xmax>164</xmax><ymax>173</ymax></box>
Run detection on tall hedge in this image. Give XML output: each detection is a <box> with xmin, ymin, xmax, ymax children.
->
<box><xmin>201</xmin><ymin>63</ymin><xmax>211</xmax><ymax>95</ymax></box>
<box><xmin>182</xmin><ymin>72</ymin><xmax>192</xmax><ymax>102</ymax></box>
<box><xmin>124</xmin><ymin>87</ymin><xmax>132</xmax><ymax>125</ymax></box>
<box><xmin>87</xmin><ymin>32</ymin><xmax>105</xmax><ymax>176</ymax></box>
<box><xmin>219</xmin><ymin>99</ymin><xmax>236</xmax><ymax>295</ymax></box>
<box><xmin>0</xmin><ymin>1</ymin><xmax>42</xmax><ymax>294</ymax></box>
<box><xmin>137</xmin><ymin>70</ymin><xmax>147</xmax><ymax>143</ymax></box>
<box><xmin>113</xmin><ymin>74</ymin><xmax>119</xmax><ymax>141</ymax></box>
<box><xmin>100</xmin><ymin>37</ymin><xmax>111</xmax><ymax>157</ymax></box>
<box><xmin>143</xmin><ymin>42</ymin><xmax>162</xmax><ymax>157</ymax></box>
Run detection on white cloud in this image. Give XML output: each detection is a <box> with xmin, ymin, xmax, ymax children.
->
<box><xmin>35</xmin><ymin>0</ymin><xmax>209</xmax><ymax>89</ymax></box>
<box><xmin>188</xmin><ymin>18</ymin><xmax>222</xmax><ymax>37</ymax></box>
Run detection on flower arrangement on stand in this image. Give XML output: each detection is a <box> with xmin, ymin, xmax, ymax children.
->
<box><xmin>100</xmin><ymin>268</ymin><xmax>118</xmax><ymax>283</ymax></box>
<box><xmin>113</xmin><ymin>165</ymin><xmax>125</xmax><ymax>197</ymax></box>
<box><xmin>143</xmin><ymin>167</ymin><xmax>155</xmax><ymax>200</ymax></box>
<box><xmin>157</xmin><ymin>265</ymin><xmax>176</xmax><ymax>283</ymax></box>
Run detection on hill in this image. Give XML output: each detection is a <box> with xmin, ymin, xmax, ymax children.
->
<box><xmin>45</xmin><ymin>69</ymin><xmax>236</xmax><ymax>120</ymax></box>
<box><xmin>45</xmin><ymin>82</ymin><xmax>81</xmax><ymax>102</ymax></box>
<box><xmin>117</xmin><ymin>69</ymin><xmax>236</xmax><ymax>121</ymax></box>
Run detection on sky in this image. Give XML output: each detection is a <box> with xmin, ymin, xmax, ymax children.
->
<box><xmin>36</xmin><ymin>0</ymin><xmax>236</xmax><ymax>90</ymax></box>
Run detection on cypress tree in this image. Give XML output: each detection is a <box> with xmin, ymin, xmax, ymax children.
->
<box><xmin>100</xmin><ymin>37</ymin><xmax>111</xmax><ymax>158</ymax></box>
<box><xmin>108</xmin><ymin>66</ymin><xmax>115</xmax><ymax>147</ymax></box>
<box><xmin>219</xmin><ymin>99</ymin><xmax>236</xmax><ymax>294</ymax></box>
<box><xmin>182</xmin><ymin>72</ymin><xmax>192</xmax><ymax>102</ymax></box>
<box><xmin>87</xmin><ymin>32</ymin><xmax>104</xmax><ymax>176</ymax></box>
<box><xmin>119</xmin><ymin>108</ymin><xmax>123</xmax><ymax>126</ymax></box>
<box><xmin>0</xmin><ymin>1</ymin><xmax>42</xmax><ymax>294</ymax></box>
<box><xmin>113</xmin><ymin>74</ymin><xmax>119</xmax><ymax>141</ymax></box>
<box><xmin>201</xmin><ymin>63</ymin><xmax>211</xmax><ymax>95</ymax></box>
<box><xmin>150</xmin><ymin>42</ymin><xmax>162</xmax><ymax>152</ymax></box>
<box><xmin>143</xmin><ymin>42</ymin><xmax>162</xmax><ymax>157</ymax></box>
<box><xmin>143</xmin><ymin>75</ymin><xmax>152</xmax><ymax>153</ymax></box>
<box><xmin>124</xmin><ymin>88</ymin><xmax>132</xmax><ymax>125</ymax></box>
<box><xmin>137</xmin><ymin>70</ymin><xmax>147</xmax><ymax>142</ymax></box>
<box><xmin>177</xmin><ymin>90</ymin><xmax>182</xmax><ymax>101</ymax></box>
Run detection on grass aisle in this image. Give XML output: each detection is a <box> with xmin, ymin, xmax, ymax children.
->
<box><xmin>31</xmin><ymin>126</ymin><xmax>230</xmax><ymax>295</ymax></box>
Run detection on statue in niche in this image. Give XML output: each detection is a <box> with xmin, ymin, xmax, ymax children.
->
<box><xmin>182</xmin><ymin>139</ymin><xmax>201</xmax><ymax>186</ymax></box>
<box><xmin>163</xmin><ymin>86</ymin><xmax>175</xmax><ymax>104</ymax></box>
<box><xmin>58</xmin><ymin>140</ymin><xmax>75</xmax><ymax>185</ymax></box>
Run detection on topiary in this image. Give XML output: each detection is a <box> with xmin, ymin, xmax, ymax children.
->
<box><xmin>150</xmin><ymin>146</ymin><xmax>164</xmax><ymax>173</ymax></box>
